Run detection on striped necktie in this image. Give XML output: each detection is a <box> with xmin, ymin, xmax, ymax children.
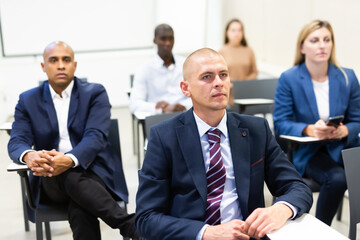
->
<box><xmin>204</xmin><ymin>128</ymin><xmax>226</xmax><ymax>225</ymax></box>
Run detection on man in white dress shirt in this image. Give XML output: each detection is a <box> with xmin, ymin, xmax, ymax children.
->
<box><xmin>8</xmin><ymin>41</ymin><xmax>140</xmax><ymax>240</ymax></box>
<box><xmin>129</xmin><ymin>24</ymin><xmax>192</xmax><ymax>114</ymax></box>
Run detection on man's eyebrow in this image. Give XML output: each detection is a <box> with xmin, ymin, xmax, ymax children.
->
<box><xmin>48</xmin><ymin>56</ymin><xmax>72</xmax><ymax>59</ymax></box>
<box><xmin>199</xmin><ymin>71</ymin><xmax>214</xmax><ymax>76</ymax></box>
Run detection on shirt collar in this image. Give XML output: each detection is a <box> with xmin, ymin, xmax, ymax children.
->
<box><xmin>193</xmin><ymin>111</ymin><xmax>228</xmax><ymax>139</ymax></box>
<box><xmin>154</xmin><ymin>53</ymin><xmax>176</xmax><ymax>69</ymax></box>
<box><xmin>49</xmin><ymin>79</ymin><xmax>74</xmax><ymax>100</ymax></box>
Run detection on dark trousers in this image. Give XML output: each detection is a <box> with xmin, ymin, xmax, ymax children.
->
<box><xmin>41</xmin><ymin>167</ymin><xmax>137</xmax><ymax>240</ymax></box>
<box><xmin>305</xmin><ymin>148</ymin><xmax>347</xmax><ymax>226</ymax></box>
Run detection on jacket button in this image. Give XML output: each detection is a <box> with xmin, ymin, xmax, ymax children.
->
<box><xmin>242</xmin><ymin>131</ymin><xmax>247</xmax><ymax>137</ymax></box>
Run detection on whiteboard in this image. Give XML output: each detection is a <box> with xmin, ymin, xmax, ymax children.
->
<box><xmin>0</xmin><ymin>0</ymin><xmax>155</xmax><ymax>56</ymax></box>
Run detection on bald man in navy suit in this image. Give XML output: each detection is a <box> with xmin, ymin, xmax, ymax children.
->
<box><xmin>135</xmin><ymin>48</ymin><xmax>312</xmax><ymax>240</ymax></box>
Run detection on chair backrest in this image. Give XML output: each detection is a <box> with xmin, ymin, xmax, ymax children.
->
<box><xmin>342</xmin><ymin>146</ymin><xmax>360</xmax><ymax>240</ymax></box>
<box><xmin>232</xmin><ymin>78</ymin><xmax>278</xmax><ymax>100</ymax></box>
<box><xmin>144</xmin><ymin>112</ymin><xmax>180</xmax><ymax>140</ymax></box>
<box><xmin>108</xmin><ymin>119</ymin><xmax>122</xmax><ymax>160</ymax></box>
<box><xmin>231</xmin><ymin>78</ymin><xmax>278</xmax><ymax>115</ymax></box>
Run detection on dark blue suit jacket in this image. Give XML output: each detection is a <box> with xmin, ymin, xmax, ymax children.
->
<box><xmin>273</xmin><ymin>63</ymin><xmax>360</xmax><ymax>175</ymax></box>
<box><xmin>135</xmin><ymin>109</ymin><xmax>312</xmax><ymax>240</ymax></box>
<box><xmin>8</xmin><ymin>77</ymin><xmax>128</xmax><ymax>213</ymax></box>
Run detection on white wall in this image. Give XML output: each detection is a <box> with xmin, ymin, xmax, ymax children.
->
<box><xmin>0</xmin><ymin>0</ymin><xmax>155</xmax><ymax>56</ymax></box>
<box><xmin>0</xmin><ymin>0</ymin><xmax>223</xmax><ymax>122</ymax></box>
<box><xmin>1</xmin><ymin>0</ymin><xmax>359</xmax><ymax>122</ymax></box>
<box><xmin>222</xmin><ymin>0</ymin><xmax>360</xmax><ymax>77</ymax></box>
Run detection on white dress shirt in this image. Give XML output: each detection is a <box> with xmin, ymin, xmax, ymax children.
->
<box><xmin>194</xmin><ymin>112</ymin><xmax>241</xmax><ymax>221</ymax></box>
<box><xmin>312</xmin><ymin>79</ymin><xmax>329</xmax><ymax>121</ymax></box>
<box><xmin>20</xmin><ymin>81</ymin><xmax>79</xmax><ymax>166</ymax></box>
<box><xmin>129</xmin><ymin>53</ymin><xmax>192</xmax><ymax>114</ymax></box>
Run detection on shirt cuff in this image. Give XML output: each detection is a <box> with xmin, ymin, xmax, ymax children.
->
<box><xmin>65</xmin><ymin>153</ymin><xmax>79</xmax><ymax>167</ymax></box>
<box><xmin>277</xmin><ymin>201</ymin><xmax>298</xmax><ymax>219</ymax></box>
<box><xmin>196</xmin><ymin>224</ymin><xmax>209</xmax><ymax>240</ymax></box>
<box><xmin>155</xmin><ymin>107</ymin><xmax>163</xmax><ymax>114</ymax></box>
<box><xmin>19</xmin><ymin>150</ymin><xmax>35</xmax><ymax>164</ymax></box>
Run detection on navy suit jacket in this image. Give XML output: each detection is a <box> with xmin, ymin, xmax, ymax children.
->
<box><xmin>135</xmin><ymin>109</ymin><xmax>312</xmax><ymax>240</ymax></box>
<box><xmin>8</xmin><ymin>77</ymin><xmax>128</xmax><ymax>212</ymax></box>
<box><xmin>273</xmin><ymin>63</ymin><xmax>360</xmax><ymax>175</ymax></box>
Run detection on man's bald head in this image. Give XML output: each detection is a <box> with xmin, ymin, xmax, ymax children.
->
<box><xmin>183</xmin><ymin>48</ymin><xmax>226</xmax><ymax>82</ymax></box>
<box><xmin>180</xmin><ymin>48</ymin><xmax>230</xmax><ymax>125</ymax></box>
<box><xmin>41</xmin><ymin>41</ymin><xmax>77</xmax><ymax>95</ymax></box>
<box><xmin>43</xmin><ymin>41</ymin><xmax>74</xmax><ymax>60</ymax></box>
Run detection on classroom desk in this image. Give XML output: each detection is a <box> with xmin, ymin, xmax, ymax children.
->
<box><xmin>267</xmin><ymin>213</ymin><xmax>349</xmax><ymax>240</ymax></box>
<box><xmin>233</xmin><ymin>98</ymin><xmax>274</xmax><ymax>115</ymax></box>
<box><xmin>0</xmin><ymin>121</ymin><xmax>12</xmax><ymax>135</ymax></box>
<box><xmin>279</xmin><ymin>135</ymin><xmax>322</xmax><ymax>161</ymax></box>
<box><xmin>7</xmin><ymin>161</ymin><xmax>30</xmax><ymax>171</ymax></box>
<box><xmin>2</xmin><ymin>124</ymin><xmax>31</xmax><ymax>231</ymax></box>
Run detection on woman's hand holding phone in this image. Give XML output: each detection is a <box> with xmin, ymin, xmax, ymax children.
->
<box><xmin>326</xmin><ymin>115</ymin><xmax>344</xmax><ymax>128</ymax></box>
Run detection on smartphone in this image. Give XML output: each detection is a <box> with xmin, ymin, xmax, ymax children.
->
<box><xmin>326</xmin><ymin>115</ymin><xmax>344</xmax><ymax>128</ymax></box>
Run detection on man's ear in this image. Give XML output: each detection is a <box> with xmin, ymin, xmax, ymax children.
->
<box><xmin>180</xmin><ymin>80</ymin><xmax>191</xmax><ymax>98</ymax></box>
<box><xmin>41</xmin><ymin>62</ymin><xmax>45</xmax><ymax>72</ymax></box>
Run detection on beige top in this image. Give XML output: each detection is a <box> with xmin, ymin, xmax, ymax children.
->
<box><xmin>219</xmin><ymin>44</ymin><xmax>258</xmax><ymax>81</ymax></box>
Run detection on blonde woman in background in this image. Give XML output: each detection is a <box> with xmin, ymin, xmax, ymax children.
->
<box><xmin>273</xmin><ymin>20</ymin><xmax>360</xmax><ymax>226</ymax></box>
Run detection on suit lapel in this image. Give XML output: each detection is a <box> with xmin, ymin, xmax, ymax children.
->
<box><xmin>227</xmin><ymin>113</ymin><xmax>250</xmax><ymax>217</ymax></box>
<box><xmin>68</xmin><ymin>78</ymin><xmax>79</xmax><ymax>128</ymax></box>
<box><xmin>328</xmin><ymin>64</ymin><xmax>340</xmax><ymax>116</ymax></box>
<box><xmin>300</xmin><ymin>63</ymin><xmax>319</xmax><ymax>120</ymax></box>
<box><xmin>42</xmin><ymin>82</ymin><xmax>58</xmax><ymax>133</ymax></box>
<box><xmin>176</xmin><ymin>110</ymin><xmax>208</xmax><ymax>204</ymax></box>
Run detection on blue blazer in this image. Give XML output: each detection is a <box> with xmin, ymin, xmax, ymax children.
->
<box><xmin>273</xmin><ymin>63</ymin><xmax>360</xmax><ymax>175</ymax></box>
<box><xmin>135</xmin><ymin>109</ymin><xmax>312</xmax><ymax>240</ymax></box>
<box><xmin>8</xmin><ymin>78</ymin><xmax>129</xmax><ymax>215</ymax></box>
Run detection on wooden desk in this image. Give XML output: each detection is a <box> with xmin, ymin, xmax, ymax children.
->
<box><xmin>267</xmin><ymin>213</ymin><xmax>349</xmax><ymax>240</ymax></box>
<box><xmin>233</xmin><ymin>98</ymin><xmax>274</xmax><ymax>115</ymax></box>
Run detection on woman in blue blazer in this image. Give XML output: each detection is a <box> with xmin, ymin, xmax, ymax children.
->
<box><xmin>273</xmin><ymin>20</ymin><xmax>360</xmax><ymax>226</ymax></box>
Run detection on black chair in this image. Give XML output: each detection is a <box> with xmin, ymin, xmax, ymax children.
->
<box><xmin>342</xmin><ymin>146</ymin><xmax>360</xmax><ymax>240</ymax></box>
<box><xmin>7</xmin><ymin>119</ymin><xmax>128</xmax><ymax>240</ymax></box>
<box><xmin>144</xmin><ymin>112</ymin><xmax>181</xmax><ymax>141</ymax></box>
<box><xmin>231</xmin><ymin>78</ymin><xmax>278</xmax><ymax>115</ymax></box>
